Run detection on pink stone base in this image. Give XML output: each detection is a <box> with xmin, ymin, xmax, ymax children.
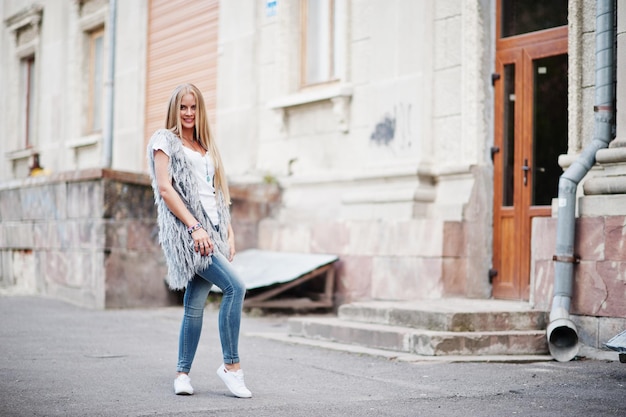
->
<box><xmin>259</xmin><ymin>217</ymin><xmax>487</xmax><ymax>304</ymax></box>
<box><xmin>531</xmin><ymin>217</ymin><xmax>626</xmax><ymax>318</ymax></box>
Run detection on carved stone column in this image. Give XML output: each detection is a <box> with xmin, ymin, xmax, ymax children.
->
<box><xmin>582</xmin><ymin>5</ymin><xmax>626</xmax><ymax>199</ymax></box>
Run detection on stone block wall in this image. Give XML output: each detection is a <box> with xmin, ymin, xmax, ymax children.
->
<box><xmin>0</xmin><ymin>169</ymin><xmax>168</xmax><ymax>309</ymax></box>
<box><xmin>258</xmin><ymin>217</ymin><xmax>448</xmax><ymax>306</ymax></box>
<box><xmin>101</xmin><ymin>175</ymin><xmax>171</xmax><ymax>308</ymax></box>
<box><xmin>257</xmin><ymin>216</ymin><xmax>490</xmax><ymax>306</ymax></box>
<box><xmin>531</xmin><ymin>216</ymin><xmax>626</xmax><ymax>349</ymax></box>
<box><xmin>254</xmin><ymin>164</ymin><xmax>494</xmax><ymax>306</ymax></box>
<box><xmin>0</xmin><ymin>169</ymin><xmax>280</xmax><ymax>309</ymax></box>
<box><xmin>229</xmin><ymin>182</ymin><xmax>281</xmax><ymax>252</ymax></box>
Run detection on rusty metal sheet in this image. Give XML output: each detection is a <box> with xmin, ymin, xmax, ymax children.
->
<box><xmin>220</xmin><ymin>249</ymin><xmax>338</xmax><ymax>290</ymax></box>
<box><xmin>606</xmin><ymin>330</ymin><xmax>626</xmax><ymax>353</ymax></box>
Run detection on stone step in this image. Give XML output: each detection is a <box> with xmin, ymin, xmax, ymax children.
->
<box><xmin>338</xmin><ymin>299</ymin><xmax>548</xmax><ymax>332</ymax></box>
<box><xmin>288</xmin><ymin>316</ymin><xmax>549</xmax><ymax>356</ymax></box>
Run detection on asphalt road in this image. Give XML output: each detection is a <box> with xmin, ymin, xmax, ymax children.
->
<box><xmin>1</xmin><ymin>295</ymin><xmax>624</xmax><ymax>417</ymax></box>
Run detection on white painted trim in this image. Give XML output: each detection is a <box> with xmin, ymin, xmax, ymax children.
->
<box><xmin>66</xmin><ymin>133</ymin><xmax>101</xmax><ymax>149</ymax></box>
<box><xmin>268</xmin><ymin>84</ymin><xmax>353</xmax><ymax>109</ymax></box>
<box><xmin>342</xmin><ymin>188</ymin><xmax>436</xmax><ymax>205</ymax></box>
<box><xmin>78</xmin><ymin>8</ymin><xmax>107</xmax><ymax>31</ymax></box>
<box><xmin>5</xmin><ymin>147</ymin><xmax>37</xmax><ymax>161</ymax></box>
<box><xmin>268</xmin><ymin>84</ymin><xmax>353</xmax><ymax>133</ymax></box>
<box><xmin>278</xmin><ymin>164</ymin><xmax>433</xmax><ymax>186</ymax></box>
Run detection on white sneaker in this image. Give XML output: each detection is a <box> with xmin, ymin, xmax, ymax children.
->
<box><xmin>174</xmin><ymin>374</ymin><xmax>194</xmax><ymax>395</ymax></box>
<box><xmin>216</xmin><ymin>364</ymin><xmax>252</xmax><ymax>398</ymax></box>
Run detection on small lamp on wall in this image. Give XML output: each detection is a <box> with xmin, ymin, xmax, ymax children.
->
<box><xmin>29</xmin><ymin>153</ymin><xmax>51</xmax><ymax>177</ymax></box>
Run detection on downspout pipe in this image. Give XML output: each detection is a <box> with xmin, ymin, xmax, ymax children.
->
<box><xmin>548</xmin><ymin>0</ymin><xmax>616</xmax><ymax>362</ymax></box>
<box><xmin>102</xmin><ymin>0</ymin><xmax>117</xmax><ymax>168</ymax></box>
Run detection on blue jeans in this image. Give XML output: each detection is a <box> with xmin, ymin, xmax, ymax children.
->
<box><xmin>176</xmin><ymin>252</ymin><xmax>246</xmax><ymax>373</ymax></box>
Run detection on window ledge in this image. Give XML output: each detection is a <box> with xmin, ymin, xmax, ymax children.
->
<box><xmin>268</xmin><ymin>84</ymin><xmax>353</xmax><ymax>109</ymax></box>
<box><xmin>78</xmin><ymin>8</ymin><xmax>107</xmax><ymax>31</ymax></box>
<box><xmin>66</xmin><ymin>133</ymin><xmax>101</xmax><ymax>149</ymax></box>
<box><xmin>5</xmin><ymin>147</ymin><xmax>37</xmax><ymax>161</ymax></box>
<box><xmin>268</xmin><ymin>84</ymin><xmax>353</xmax><ymax>133</ymax></box>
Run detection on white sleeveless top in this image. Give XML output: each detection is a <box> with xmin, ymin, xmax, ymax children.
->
<box><xmin>152</xmin><ymin>135</ymin><xmax>218</xmax><ymax>226</ymax></box>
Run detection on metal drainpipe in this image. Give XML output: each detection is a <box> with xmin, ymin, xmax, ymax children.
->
<box><xmin>548</xmin><ymin>0</ymin><xmax>616</xmax><ymax>362</ymax></box>
<box><xmin>102</xmin><ymin>0</ymin><xmax>117</xmax><ymax>168</ymax></box>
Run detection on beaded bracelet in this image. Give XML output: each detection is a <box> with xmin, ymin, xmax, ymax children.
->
<box><xmin>187</xmin><ymin>222</ymin><xmax>203</xmax><ymax>234</ymax></box>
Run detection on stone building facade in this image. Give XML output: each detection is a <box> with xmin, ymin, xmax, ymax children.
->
<box><xmin>217</xmin><ymin>0</ymin><xmax>495</xmax><ymax>305</ymax></box>
<box><xmin>0</xmin><ymin>1</ymin><xmax>624</xmax><ymax>349</ymax></box>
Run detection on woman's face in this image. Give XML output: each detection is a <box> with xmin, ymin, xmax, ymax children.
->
<box><xmin>179</xmin><ymin>93</ymin><xmax>196</xmax><ymax>131</ymax></box>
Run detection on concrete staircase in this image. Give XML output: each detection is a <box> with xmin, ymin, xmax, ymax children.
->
<box><xmin>287</xmin><ymin>298</ymin><xmax>551</xmax><ymax>358</ymax></box>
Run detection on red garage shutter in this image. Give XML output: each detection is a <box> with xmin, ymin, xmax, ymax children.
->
<box><xmin>144</xmin><ymin>0</ymin><xmax>219</xmax><ymax>154</ymax></box>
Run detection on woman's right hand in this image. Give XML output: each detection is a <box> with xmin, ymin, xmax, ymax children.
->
<box><xmin>191</xmin><ymin>228</ymin><xmax>214</xmax><ymax>256</ymax></box>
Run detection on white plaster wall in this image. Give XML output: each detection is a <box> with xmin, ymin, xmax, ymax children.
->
<box><xmin>37</xmin><ymin>1</ymin><xmax>70</xmax><ymax>169</ymax></box>
<box><xmin>0</xmin><ymin>5</ymin><xmax>10</xmax><ymax>179</ymax></box>
<box><xmin>344</xmin><ymin>1</ymin><xmax>431</xmax><ymax>173</ymax></box>
<box><xmin>111</xmin><ymin>0</ymin><xmax>147</xmax><ymax>173</ymax></box>
<box><xmin>565</xmin><ymin>0</ymin><xmax>597</xmax><ymax>159</ymax></box>
<box><xmin>432</xmin><ymin>0</ymin><xmax>494</xmax><ymax>221</ymax></box>
<box><xmin>0</xmin><ymin>1</ymin><xmax>39</xmax><ymax>178</ymax></box>
<box><xmin>217</xmin><ymin>0</ymin><xmax>451</xmax><ymax>222</ymax></box>
<box><xmin>345</xmin><ymin>0</ymin><xmax>433</xmax><ymax>170</ymax></box>
<box><xmin>63</xmin><ymin>0</ymin><xmax>148</xmax><ymax>173</ymax></box>
<box><xmin>217</xmin><ymin>0</ymin><xmax>494</xmax><ymax>224</ymax></box>
<box><xmin>215</xmin><ymin>0</ymin><xmax>259</xmax><ymax>177</ymax></box>
<box><xmin>433</xmin><ymin>1</ymin><xmax>462</xmax><ymax>168</ymax></box>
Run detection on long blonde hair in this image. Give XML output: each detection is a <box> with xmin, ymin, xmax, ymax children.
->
<box><xmin>164</xmin><ymin>83</ymin><xmax>230</xmax><ymax>204</ymax></box>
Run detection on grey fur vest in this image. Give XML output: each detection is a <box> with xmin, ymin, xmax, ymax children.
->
<box><xmin>147</xmin><ymin>129</ymin><xmax>231</xmax><ymax>290</ymax></box>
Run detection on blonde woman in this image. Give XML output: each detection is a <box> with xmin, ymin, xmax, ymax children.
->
<box><xmin>147</xmin><ymin>83</ymin><xmax>251</xmax><ymax>398</ymax></box>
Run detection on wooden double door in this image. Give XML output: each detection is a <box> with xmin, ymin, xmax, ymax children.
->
<box><xmin>492</xmin><ymin>2</ymin><xmax>569</xmax><ymax>300</ymax></box>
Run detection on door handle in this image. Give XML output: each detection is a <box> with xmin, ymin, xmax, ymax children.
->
<box><xmin>522</xmin><ymin>158</ymin><xmax>530</xmax><ymax>186</ymax></box>
<box><xmin>490</xmin><ymin>146</ymin><xmax>500</xmax><ymax>162</ymax></box>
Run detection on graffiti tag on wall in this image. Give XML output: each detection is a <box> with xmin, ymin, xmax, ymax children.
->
<box><xmin>370</xmin><ymin>116</ymin><xmax>396</xmax><ymax>145</ymax></box>
<box><xmin>370</xmin><ymin>103</ymin><xmax>413</xmax><ymax>150</ymax></box>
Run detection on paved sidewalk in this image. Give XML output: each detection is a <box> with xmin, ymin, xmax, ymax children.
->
<box><xmin>1</xmin><ymin>295</ymin><xmax>624</xmax><ymax>417</ymax></box>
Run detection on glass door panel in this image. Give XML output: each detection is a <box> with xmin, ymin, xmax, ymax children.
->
<box><xmin>532</xmin><ymin>54</ymin><xmax>569</xmax><ymax>206</ymax></box>
<box><xmin>502</xmin><ymin>64</ymin><xmax>516</xmax><ymax>206</ymax></box>
<box><xmin>501</xmin><ymin>0</ymin><xmax>568</xmax><ymax>38</ymax></box>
